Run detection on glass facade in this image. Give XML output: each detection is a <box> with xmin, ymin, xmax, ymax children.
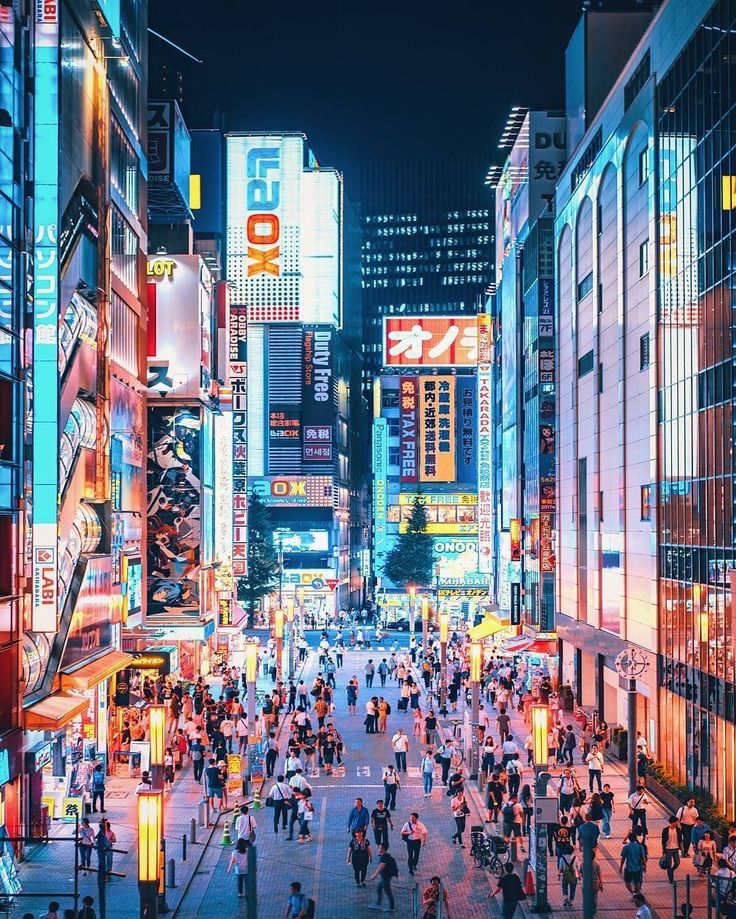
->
<box><xmin>657</xmin><ymin>0</ymin><xmax>736</xmax><ymax>818</ymax></box>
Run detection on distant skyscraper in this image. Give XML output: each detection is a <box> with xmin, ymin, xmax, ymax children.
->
<box><xmin>359</xmin><ymin>156</ymin><xmax>494</xmax><ymax>374</ymax></box>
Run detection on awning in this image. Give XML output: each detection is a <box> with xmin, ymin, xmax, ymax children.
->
<box><xmin>24</xmin><ymin>692</ymin><xmax>90</xmax><ymax>731</ymax></box>
<box><xmin>469</xmin><ymin>614</ymin><xmax>518</xmax><ymax>642</ymax></box>
<box><xmin>60</xmin><ymin>650</ymin><xmax>133</xmax><ymax>691</ymax></box>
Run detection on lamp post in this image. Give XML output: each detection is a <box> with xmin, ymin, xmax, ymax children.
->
<box><xmin>530</xmin><ymin>703</ymin><xmax>552</xmax><ymax>913</ymax></box>
<box><xmin>274</xmin><ymin>607</ymin><xmax>284</xmax><ymax>683</ymax></box>
<box><xmin>439</xmin><ymin>611</ymin><xmax>449</xmax><ymax>716</ymax></box>
<box><xmin>245</xmin><ymin>639</ymin><xmax>259</xmax><ymax>730</ymax></box>
<box><xmin>148</xmin><ymin>705</ymin><xmax>166</xmax><ymax>791</ymax></box>
<box><xmin>421</xmin><ymin>596</ymin><xmax>430</xmax><ymax>656</ymax></box>
<box><xmin>469</xmin><ymin>640</ymin><xmax>481</xmax><ymax>779</ymax></box>
<box><xmin>286</xmin><ymin>600</ymin><xmax>295</xmax><ymax>681</ymax></box>
<box><xmin>138</xmin><ymin>791</ymin><xmax>163</xmax><ymax>919</ymax></box>
<box><xmin>408</xmin><ymin>584</ymin><xmax>416</xmax><ymax>653</ymax></box>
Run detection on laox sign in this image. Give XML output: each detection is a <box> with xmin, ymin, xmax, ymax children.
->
<box><xmin>246</xmin><ymin>147</ymin><xmax>281</xmax><ymax>277</ymax></box>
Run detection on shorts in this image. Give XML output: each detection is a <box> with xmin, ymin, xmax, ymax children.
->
<box><xmin>623</xmin><ymin>869</ymin><xmax>642</xmax><ymax>885</ymax></box>
<box><xmin>207</xmin><ymin>787</ymin><xmax>223</xmax><ymax>798</ymax></box>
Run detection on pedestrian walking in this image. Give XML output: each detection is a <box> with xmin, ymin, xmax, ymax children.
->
<box><xmin>620</xmin><ymin>832</ymin><xmax>647</xmax><ymax>895</ymax></box>
<box><xmin>365</xmin><ymin>660</ymin><xmax>376</xmax><ymax>687</ymax></box>
<box><xmin>451</xmin><ymin>791</ymin><xmax>470</xmax><ymax>847</ymax></box>
<box><xmin>204</xmin><ymin>757</ymin><xmax>225</xmax><ymax>812</ymax></box>
<box><xmin>285</xmin><ymin>881</ymin><xmax>313</xmax><ymax>918</ymax></box>
<box><xmin>506</xmin><ymin>753</ymin><xmax>522</xmax><ymax>797</ymax></box>
<box><xmin>661</xmin><ymin>816</ymin><xmax>683</xmax><ymax>883</ymax></box>
<box><xmin>368</xmin><ymin>842</ymin><xmax>398</xmax><ymax>912</ymax></box>
<box><xmin>482</xmin><ymin>735</ymin><xmax>497</xmax><ymax>775</ymax></box>
<box><xmin>235</xmin><ymin>805</ymin><xmax>257</xmax><ymax>843</ymax></box>
<box><xmin>421</xmin><ymin>876</ymin><xmax>450</xmax><ymax>919</ymax></box>
<box><xmin>676</xmin><ymin>799</ymin><xmax>699</xmax><ymax>856</ymax></box>
<box><xmin>391</xmin><ymin>729</ymin><xmax>409</xmax><ymax>772</ymax></box>
<box><xmin>633</xmin><ymin>893</ymin><xmax>653</xmax><ymax>919</ymax></box>
<box><xmin>383</xmin><ymin>766</ymin><xmax>400</xmax><ymax>810</ymax></box>
<box><xmin>268</xmin><ymin>774</ymin><xmax>292</xmax><ymax>834</ymax></box>
<box><xmin>265</xmin><ymin>732</ymin><xmax>279</xmax><ymax>778</ymax></box>
<box><xmin>557</xmin><ymin>842</ymin><xmax>580</xmax><ymax>909</ymax></box>
<box><xmin>347</xmin><ymin>829</ymin><xmax>373</xmax><ymax>887</ymax></box>
<box><xmin>400</xmin><ymin>812</ymin><xmax>427</xmax><ymax>876</ymax></box>
<box><xmin>421</xmin><ymin>750</ymin><xmax>435</xmax><ymax>797</ymax></box>
<box><xmin>347</xmin><ymin>797</ymin><xmax>371</xmax><ymax>837</ymax></box>
<box><xmin>695</xmin><ymin>830</ymin><xmax>718</xmax><ymax>877</ymax></box>
<box><xmin>601</xmin><ymin>783</ymin><xmax>615</xmax><ymax>838</ymax></box>
<box><xmin>486</xmin><ymin>772</ymin><xmax>504</xmax><ymax>823</ymax></box>
<box><xmin>628</xmin><ymin>785</ymin><xmax>650</xmax><ymax>836</ymax></box>
<box><xmin>491</xmin><ymin>863</ymin><xmax>525</xmax><ymax>919</ymax></box>
<box><xmin>103</xmin><ymin>819</ymin><xmax>116</xmax><ymax>878</ymax></box>
<box><xmin>436</xmin><ymin>743</ymin><xmax>452</xmax><ymax>786</ymax></box>
<box><xmin>371</xmin><ymin>800</ymin><xmax>393</xmax><ymax>848</ymax></box>
<box><xmin>297</xmin><ymin>799</ymin><xmax>315</xmax><ymax>842</ymax></box>
<box><xmin>377</xmin><ymin>659</ymin><xmax>388</xmax><ymax>687</ymax></box>
<box><xmin>585</xmin><ymin>743</ymin><xmax>604</xmax><ymax>792</ymax></box>
<box><xmin>496</xmin><ymin>708</ymin><xmax>511</xmax><ymax>743</ymax></box>
<box><xmin>90</xmin><ymin>765</ymin><xmax>106</xmax><ymax>813</ymax></box>
<box><xmin>78</xmin><ymin>817</ymin><xmax>94</xmax><ymax>871</ymax></box>
<box><xmin>227</xmin><ymin>838</ymin><xmax>250</xmax><ymax>899</ymax></box>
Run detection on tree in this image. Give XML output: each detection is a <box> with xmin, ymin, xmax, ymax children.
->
<box><xmin>383</xmin><ymin>496</ymin><xmax>434</xmax><ymax>588</ymax></box>
<box><xmin>236</xmin><ymin>491</ymin><xmax>280</xmax><ymax>627</ymax></box>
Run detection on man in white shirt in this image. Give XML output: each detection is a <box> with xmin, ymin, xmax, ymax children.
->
<box><xmin>220</xmin><ymin>716</ymin><xmax>234</xmax><ymax>753</ymax></box>
<box><xmin>585</xmin><ymin>743</ymin><xmax>604</xmax><ymax>792</ymax></box>
<box><xmin>722</xmin><ymin>832</ymin><xmax>736</xmax><ymax>869</ymax></box>
<box><xmin>268</xmin><ymin>774</ymin><xmax>293</xmax><ymax>835</ymax></box>
<box><xmin>633</xmin><ymin>893</ymin><xmax>652</xmax><ymax>919</ymax></box>
<box><xmin>628</xmin><ymin>785</ymin><xmax>650</xmax><ymax>835</ymax></box>
<box><xmin>477</xmin><ymin>703</ymin><xmax>490</xmax><ymax>735</ymax></box>
<box><xmin>676</xmin><ymin>798</ymin><xmax>699</xmax><ymax>856</ymax></box>
<box><xmin>401</xmin><ymin>812</ymin><xmax>428</xmax><ymax>875</ymax></box>
<box><xmin>235</xmin><ymin>805</ymin><xmax>257</xmax><ymax>842</ymax></box>
<box><xmin>391</xmin><ymin>729</ymin><xmax>409</xmax><ymax>772</ymax></box>
<box><xmin>235</xmin><ymin>714</ymin><xmax>249</xmax><ymax>753</ymax></box>
<box><xmin>501</xmin><ymin>735</ymin><xmax>519</xmax><ymax>764</ymax></box>
<box><xmin>288</xmin><ymin>768</ymin><xmax>311</xmax><ymax>795</ymax></box>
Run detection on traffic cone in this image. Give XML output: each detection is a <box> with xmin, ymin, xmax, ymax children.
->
<box><xmin>252</xmin><ymin>784</ymin><xmax>261</xmax><ymax>810</ymax></box>
<box><xmin>232</xmin><ymin>803</ymin><xmax>241</xmax><ymax>822</ymax></box>
<box><xmin>220</xmin><ymin>819</ymin><xmax>232</xmax><ymax>846</ymax></box>
<box><xmin>524</xmin><ymin>863</ymin><xmax>535</xmax><ymax>896</ymax></box>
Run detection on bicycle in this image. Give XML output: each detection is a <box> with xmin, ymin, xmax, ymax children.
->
<box><xmin>470</xmin><ymin>828</ymin><xmax>510</xmax><ymax>878</ymax></box>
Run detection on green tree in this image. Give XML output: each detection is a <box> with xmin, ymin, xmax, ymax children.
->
<box><xmin>236</xmin><ymin>491</ymin><xmax>280</xmax><ymax>627</ymax></box>
<box><xmin>383</xmin><ymin>496</ymin><xmax>434</xmax><ymax>588</ymax></box>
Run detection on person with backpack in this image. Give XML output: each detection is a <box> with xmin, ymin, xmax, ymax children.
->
<box><xmin>557</xmin><ymin>841</ymin><xmax>580</xmax><ymax>908</ymax></box>
<box><xmin>377</xmin><ymin>659</ymin><xmax>389</xmax><ymax>687</ymax></box>
<box><xmin>190</xmin><ymin>737</ymin><xmax>205</xmax><ymax>783</ymax></box>
<box><xmin>620</xmin><ymin>832</ymin><xmax>647</xmax><ymax>896</ymax></box>
<box><xmin>491</xmin><ymin>862</ymin><xmax>526</xmax><ymax>918</ymax></box>
<box><xmin>90</xmin><ymin>764</ymin><xmax>106</xmax><ymax>813</ymax></box>
<box><xmin>368</xmin><ymin>842</ymin><xmax>398</xmax><ymax>912</ymax></box>
<box><xmin>400</xmin><ymin>812</ymin><xmax>427</xmax><ymax>876</ymax></box>
<box><xmin>77</xmin><ymin>895</ymin><xmax>97</xmax><ymax>919</ymax></box>
<box><xmin>506</xmin><ymin>753</ymin><xmax>522</xmax><ymax>797</ymax></box>
<box><xmin>285</xmin><ymin>881</ymin><xmax>314</xmax><ymax>919</ymax></box>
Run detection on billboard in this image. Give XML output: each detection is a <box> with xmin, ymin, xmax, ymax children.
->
<box><xmin>540</xmin><ymin>512</ymin><xmax>555</xmax><ymax>572</ymax></box>
<box><xmin>383</xmin><ymin>317</ymin><xmax>481</xmax><ymax>367</ymax></box>
<box><xmin>373</xmin><ymin>418</ymin><xmax>388</xmax><ymax>559</ymax></box>
<box><xmin>32</xmin><ymin>9</ymin><xmax>60</xmax><ymax>630</ymax></box>
<box><xmin>275</xmin><ymin>529</ymin><xmax>330</xmax><ymax>552</ymax></box>
<box><xmin>302</xmin><ymin>326</ymin><xmax>334</xmax><ymax>464</ymax></box>
<box><xmin>398</xmin><ymin>493</ymin><xmax>476</xmax><ymax>506</ymax></box>
<box><xmin>399</xmin><ymin>377</ymin><xmax>418</xmax><ymax>483</ymax></box>
<box><xmin>400</xmin><ymin>522</ymin><xmax>477</xmax><ymax>535</ymax></box>
<box><xmin>433</xmin><ymin>537</ymin><xmax>483</xmax><ymax>587</ymax></box>
<box><xmin>538</xmin><ymin>278</ymin><xmax>554</xmax><ymax>338</ymax></box>
<box><xmin>249</xmin><ymin>475</ymin><xmax>333</xmax><ymax>507</ymax></box>
<box><xmin>418</xmin><ymin>376</ymin><xmax>456</xmax><ymax>483</ymax></box>
<box><xmin>226</xmin><ymin>133</ymin><xmax>304</xmax><ymax>320</ymax></box>
<box><xmin>147</xmin><ymin>255</ymin><xmax>213</xmax><ymax>398</ymax></box>
<box><xmin>61</xmin><ymin>557</ymin><xmax>114</xmax><ymax>669</ymax></box>
<box><xmin>477</xmin><ymin>312</ymin><xmax>492</xmax><ymax>362</ymax></box>
<box><xmin>229</xmin><ymin>306</ymin><xmax>247</xmax><ymax>578</ymax></box>
<box><xmin>269</xmin><ymin>407</ymin><xmax>301</xmax><ymax>442</ymax></box>
<box><xmin>147</xmin><ymin>407</ymin><xmax>201</xmax><ymax>616</ymax></box>
<box><xmin>147</xmin><ymin>100</ymin><xmax>191</xmax><ymax>199</ymax></box>
<box><xmin>477</xmin><ymin>363</ymin><xmax>493</xmax><ymax>574</ymax></box>
<box><xmin>456</xmin><ymin>376</ymin><xmax>476</xmax><ymax>484</ymax></box>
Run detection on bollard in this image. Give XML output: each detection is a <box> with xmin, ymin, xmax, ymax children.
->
<box><xmin>166</xmin><ymin>857</ymin><xmax>176</xmax><ymax>889</ymax></box>
<box><xmin>685</xmin><ymin>873</ymin><xmax>691</xmax><ymax>917</ymax></box>
<box><xmin>198</xmin><ymin>801</ymin><xmax>207</xmax><ymax>828</ymax></box>
<box><xmin>246</xmin><ymin>844</ymin><xmax>257</xmax><ymax>919</ymax></box>
<box><xmin>182</xmin><ymin>834</ymin><xmax>187</xmax><ymax>861</ymax></box>
<box><xmin>189</xmin><ymin>818</ymin><xmax>197</xmax><ymax>845</ymax></box>
<box><xmin>672</xmin><ymin>878</ymin><xmax>677</xmax><ymax>918</ymax></box>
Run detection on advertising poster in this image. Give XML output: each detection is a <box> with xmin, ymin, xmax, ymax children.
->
<box><xmin>147</xmin><ymin>407</ymin><xmax>201</xmax><ymax>616</ymax></box>
<box><xmin>383</xmin><ymin>317</ymin><xmax>480</xmax><ymax>367</ymax></box>
<box><xmin>540</xmin><ymin>512</ymin><xmax>555</xmax><ymax>572</ymax></box>
<box><xmin>456</xmin><ymin>376</ymin><xmax>476</xmax><ymax>484</ymax></box>
<box><xmin>399</xmin><ymin>377</ymin><xmax>418</xmax><ymax>483</ymax></box>
<box><xmin>538</xmin><ymin>278</ymin><xmax>554</xmax><ymax>338</ymax></box>
<box><xmin>477</xmin><ymin>313</ymin><xmax>492</xmax><ymax>362</ymax></box>
<box><xmin>477</xmin><ymin>363</ymin><xmax>493</xmax><ymax>574</ymax></box>
<box><xmin>373</xmin><ymin>418</ymin><xmax>388</xmax><ymax>559</ymax></box>
<box><xmin>269</xmin><ymin>407</ymin><xmax>301</xmax><ymax>442</ymax></box>
<box><xmin>61</xmin><ymin>557</ymin><xmax>113</xmax><ymax>669</ymax></box>
<box><xmin>229</xmin><ymin>308</ymin><xmax>247</xmax><ymax>578</ymax></box>
<box><xmin>419</xmin><ymin>376</ymin><xmax>456</xmax><ymax>483</ymax></box>
<box><xmin>510</xmin><ymin>518</ymin><xmax>522</xmax><ymax>562</ymax></box>
<box><xmin>249</xmin><ymin>475</ymin><xmax>333</xmax><ymax>507</ymax></box>
<box><xmin>302</xmin><ymin>326</ymin><xmax>334</xmax><ymax>464</ymax></box>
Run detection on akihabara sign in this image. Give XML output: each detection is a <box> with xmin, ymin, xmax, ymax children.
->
<box><xmin>477</xmin><ymin>363</ymin><xmax>493</xmax><ymax>574</ymax></box>
<box><xmin>249</xmin><ymin>476</ymin><xmax>333</xmax><ymax>507</ymax></box>
<box><xmin>245</xmin><ymin>146</ymin><xmax>282</xmax><ymax>278</ymax></box>
<box><xmin>383</xmin><ymin>316</ymin><xmax>481</xmax><ymax>367</ymax></box>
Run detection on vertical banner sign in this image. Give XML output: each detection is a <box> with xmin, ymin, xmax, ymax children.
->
<box><xmin>477</xmin><ymin>313</ymin><xmax>492</xmax><ymax>362</ymax></box>
<box><xmin>540</xmin><ymin>513</ymin><xmax>555</xmax><ymax>573</ymax></box>
<box><xmin>538</xmin><ymin>278</ymin><xmax>554</xmax><ymax>338</ymax></box>
<box><xmin>511</xmin><ymin>582</ymin><xmax>521</xmax><ymax>626</ymax></box>
<box><xmin>510</xmin><ymin>518</ymin><xmax>522</xmax><ymax>562</ymax></box>
<box><xmin>373</xmin><ymin>418</ymin><xmax>388</xmax><ymax>560</ymax></box>
<box><xmin>419</xmin><ymin>376</ymin><xmax>456</xmax><ymax>483</ymax></box>
<box><xmin>456</xmin><ymin>376</ymin><xmax>476</xmax><ymax>484</ymax></box>
<box><xmin>229</xmin><ymin>306</ymin><xmax>248</xmax><ymax>577</ymax></box>
<box><xmin>32</xmin><ymin>1</ymin><xmax>60</xmax><ymax>631</ymax></box>
<box><xmin>477</xmin><ymin>364</ymin><xmax>493</xmax><ymax>574</ymax></box>
<box><xmin>302</xmin><ymin>326</ymin><xmax>334</xmax><ymax>464</ymax></box>
<box><xmin>399</xmin><ymin>377</ymin><xmax>418</xmax><ymax>483</ymax></box>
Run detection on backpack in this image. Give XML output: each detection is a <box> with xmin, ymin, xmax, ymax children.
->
<box><xmin>382</xmin><ymin>853</ymin><xmax>399</xmax><ymax>878</ymax></box>
<box><xmin>304</xmin><ymin>896</ymin><xmax>316</xmax><ymax>918</ymax></box>
<box><xmin>502</xmin><ymin>802</ymin><xmax>515</xmax><ymax>822</ymax></box>
<box><xmin>561</xmin><ymin>856</ymin><xmax>576</xmax><ymax>884</ymax></box>
<box><xmin>385</xmin><ymin>703</ymin><xmax>392</xmax><ymax>715</ymax></box>
<box><xmin>92</xmin><ymin>771</ymin><xmax>105</xmax><ymax>790</ymax></box>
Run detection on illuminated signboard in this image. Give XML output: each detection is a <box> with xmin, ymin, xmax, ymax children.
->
<box><xmin>218</xmin><ymin>598</ymin><xmax>233</xmax><ymax>628</ymax></box>
<box><xmin>275</xmin><ymin>529</ymin><xmax>330</xmax><ymax>553</ymax></box>
<box><xmin>32</xmin><ymin>3</ymin><xmax>60</xmax><ymax>631</ymax></box>
<box><xmin>302</xmin><ymin>327</ymin><xmax>334</xmax><ymax>464</ymax></box>
<box><xmin>477</xmin><ymin>363</ymin><xmax>493</xmax><ymax>574</ymax></box>
<box><xmin>419</xmin><ymin>376</ymin><xmax>456</xmax><ymax>482</ymax></box>
<box><xmin>269</xmin><ymin>408</ymin><xmax>301</xmax><ymax>441</ymax></box>
<box><xmin>383</xmin><ymin>317</ymin><xmax>481</xmax><ymax>367</ymax></box>
<box><xmin>433</xmin><ymin>537</ymin><xmax>485</xmax><ymax>587</ymax></box>
<box><xmin>226</xmin><ymin>134</ymin><xmax>304</xmax><ymax>322</ymax></box>
<box><xmin>249</xmin><ymin>475</ymin><xmax>333</xmax><ymax>507</ymax></box>
<box><xmin>373</xmin><ymin>418</ymin><xmax>388</xmax><ymax>559</ymax></box>
<box><xmin>398</xmin><ymin>494</ymin><xmax>477</xmax><ymax>506</ymax></box>
<box><xmin>456</xmin><ymin>376</ymin><xmax>476</xmax><ymax>484</ymax></box>
<box><xmin>399</xmin><ymin>377</ymin><xmax>418</xmax><ymax>483</ymax></box>
<box><xmin>477</xmin><ymin>312</ymin><xmax>492</xmax><ymax>362</ymax></box>
<box><xmin>229</xmin><ymin>302</ymin><xmax>247</xmax><ymax>579</ymax></box>
<box><xmin>400</xmin><ymin>522</ymin><xmax>477</xmax><ymax>535</ymax></box>
<box><xmin>510</xmin><ymin>518</ymin><xmax>522</xmax><ymax>561</ymax></box>
<box><xmin>61</xmin><ymin>557</ymin><xmax>114</xmax><ymax>669</ymax></box>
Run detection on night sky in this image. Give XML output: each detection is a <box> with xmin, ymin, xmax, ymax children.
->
<box><xmin>149</xmin><ymin>0</ymin><xmax>583</xmax><ymax>179</ymax></box>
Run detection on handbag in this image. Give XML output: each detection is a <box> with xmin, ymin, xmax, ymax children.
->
<box><xmin>659</xmin><ymin>856</ymin><xmax>668</xmax><ymax>870</ymax></box>
<box><xmin>693</xmin><ymin>852</ymin><xmax>704</xmax><ymax>867</ymax></box>
<box><xmin>265</xmin><ymin>796</ymin><xmax>275</xmax><ymax>808</ymax></box>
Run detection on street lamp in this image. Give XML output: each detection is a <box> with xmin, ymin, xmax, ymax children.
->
<box><xmin>408</xmin><ymin>584</ymin><xmax>416</xmax><ymax>652</ymax></box>
<box><xmin>286</xmin><ymin>600</ymin><xmax>295</xmax><ymax>681</ymax></box>
<box><xmin>245</xmin><ymin>639</ymin><xmax>259</xmax><ymax>730</ymax></box>
<box><xmin>421</xmin><ymin>596</ymin><xmax>430</xmax><ymax>656</ymax></box>
<box><xmin>148</xmin><ymin>705</ymin><xmax>166</xmax><ymax>790</ymax></box>
<box><xmin>439</xmin><ymin>611</ymin><xmax>449</xmax><ymax>715</ymax></box>
<box><xmin>274</xmin><ymin>607</ymin><xmax>284</xmax><ymax>683</ymax></box>
<box><xmin>469</xmin><ymin>640</ymin><xmax>482</xmax><ymax>779</ymax></box>
<box><xmin>137</xmin><ymin>791</ymin><xmax>162</xmax><ymax>919</ymax></box>
<box><xmin>530</xmin><ymin>703</ymin><xmax>553</xmax><ymax>914</ymax></box>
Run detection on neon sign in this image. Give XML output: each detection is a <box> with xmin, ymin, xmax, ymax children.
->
<box><xmin>246</xmin><ymin>147</ymin><xmax>281</xmax><ymax>277</ymax></box>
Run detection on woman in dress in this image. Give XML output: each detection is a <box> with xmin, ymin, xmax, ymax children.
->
<box><xmin>696</xmin><ymin>830</ymin><xmax>718</xmax><ymax>878</ymax></box>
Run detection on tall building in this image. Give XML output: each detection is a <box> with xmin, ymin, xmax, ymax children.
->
<box><xmin>555</xmin><ymin>0</ymin><xmax>736</xmax><ymax>817</ymax></box>
<box><xmin>225</xmin><ymin>133</ymin><xmax>368</xmax><ymax>616</ymax></box>
<box><xmin>360</xmin><ymin>156</ymin><xmax>494</xmax><ymax>376</ymax></box>
<box><xmin>20</xmin><ymin>0</ymin><xmax>148</xmax><ymax>842</ymax></box>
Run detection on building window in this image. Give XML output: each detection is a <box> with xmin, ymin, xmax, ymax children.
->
<box><xmin>110</xmin><ymin>205</ymin><xmax>139</xmax><ymax>296</ymax></box>
<box><xmin>381</xmin><ymin>390</ymin><xmax>399</xmax><ymax>409</ymax></box>
<box><xmin>640</xmin><ymin>484</ymin><xmax>652</xmax><ymax>521</ymax></box>
<box><xmin>638</xmin><ymin>147</ymin><xmax>649</xmax><ymax>186</ymax></box>
<box><xmin>639</xmin><ymin>240</ymin><xmax>649</xmax><ymax>277</ymax></box>
<box><xmin>578</xmin><ymin>349</ymin><xmax>594</xmax><ymax>377</ymax></box>
<box><xmin>110</xmin><ymin>291</ymin><xmax>139</xmax><ymax>376</ymax></box>
<box><xmin>577</xmin><ymin>271</ymin><xmax>594</xmax><ymax>301</ymax></box>
<box><xmin>599</xmin><ymin>491</ymin><xmax>604</xmax><ymax>522</ymax></box>
<box><xmin>640</xmin><ymin>332</ymin><xmax>650</xmax><ymax>370</ymax></box>
<box><xmin>598</xmin><ymin>362</ymin><xmax>604</xmax><ymax>393</ymax></box>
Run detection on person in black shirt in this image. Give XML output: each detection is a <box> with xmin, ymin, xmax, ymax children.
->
<box><xmin>492</xmin><ymin>863</ymin><xmax>525</xmax><ymax>918</ymax></box>
<box><xmin>487</xmin><ymin>774</ymin><xmax>505</xmax><ymax>822</ymax></box>
<box><xmin>371</xmin><ymin>799</ymin><xmax>394</xmax><ymax>847</ymax></box>
<box><xmin>204</xmin><ymin>757</ymin><xmax>223</xmax><ymax>811</ymax></box>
